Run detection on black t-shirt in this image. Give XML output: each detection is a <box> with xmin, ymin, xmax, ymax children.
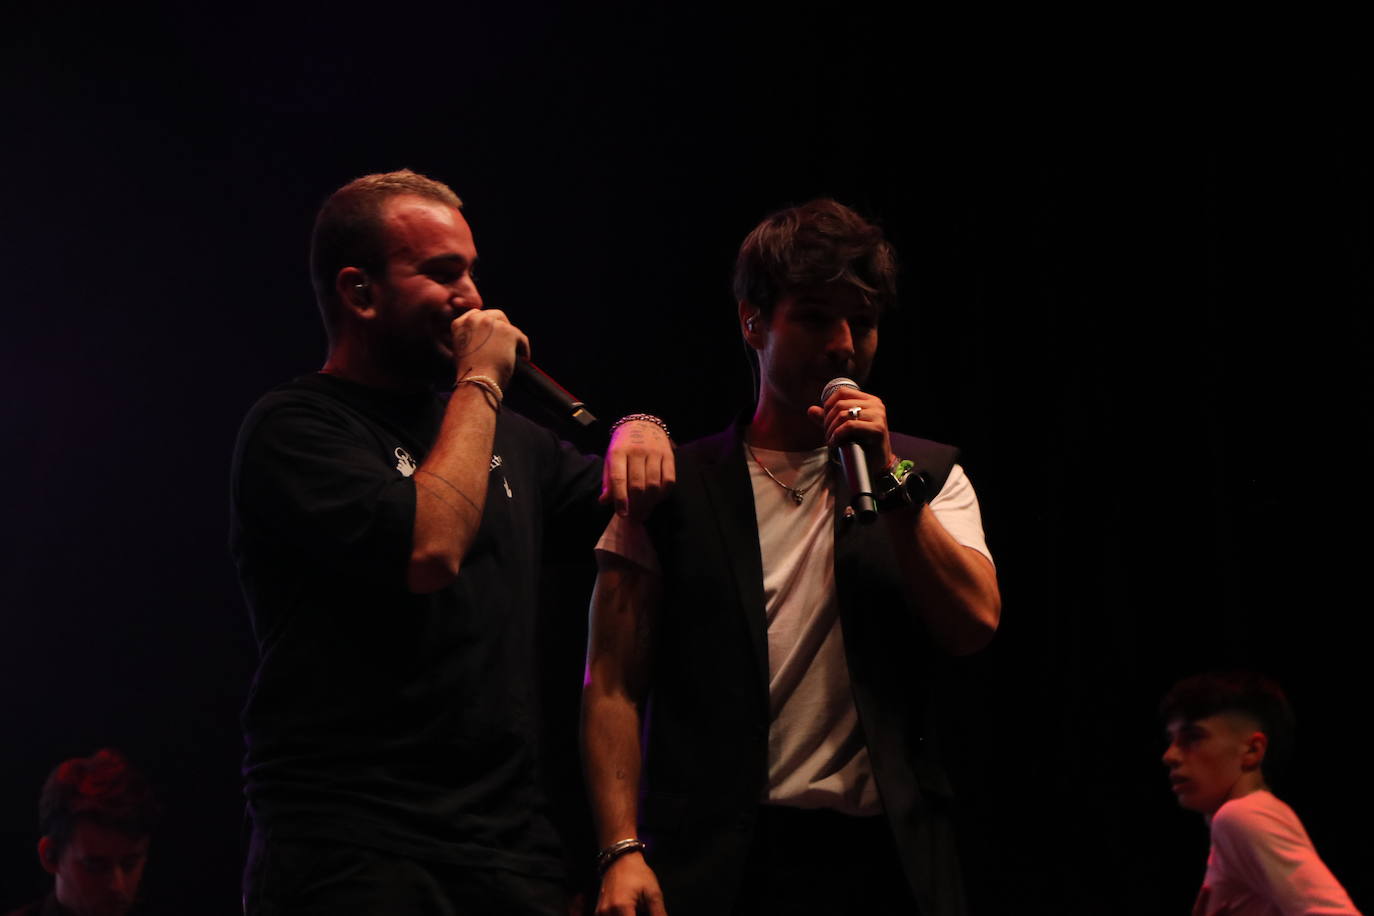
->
<box><xmin>230</xmin><ymin>373</ymin><xmax>604</xmax><ymax>878</ymax></box>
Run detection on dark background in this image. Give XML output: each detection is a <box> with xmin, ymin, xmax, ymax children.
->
<box><xmin>3</xmin><ymin>7</ymin><xmax>1369</xmax><ymax>914</ymax></box>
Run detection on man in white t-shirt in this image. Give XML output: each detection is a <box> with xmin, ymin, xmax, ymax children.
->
<box><xmin>1160</xmin><ymin>671</ymin><xmax>1361</xmax><ymax>915</ymax></box>
<box><xmin>582</xmin><ymin>200</ymin><xmax>1002</xmax><ymax>915</ymax></box>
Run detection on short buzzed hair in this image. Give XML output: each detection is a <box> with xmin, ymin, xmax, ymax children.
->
<box><xmin>732</xmin><ymin>198</ymin><xmax>897</xmax><ymax>320</ymax></box>
<box><xmin>1160</xmin><ymin>671</ymin><xmax>1296</xmax><ymax>785</ymax></box>
<box><xmin>310</xmin><ymin>169</ymin><xmax>464</xmax><ymax>337</ymax></box>
<box><xmin>39</xmin><ymin>749</ymin><xmax>159</xmax><ymax>862</ymax></box>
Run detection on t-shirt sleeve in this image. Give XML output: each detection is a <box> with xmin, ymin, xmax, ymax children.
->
<box><xmin>536</xmin><ymin>426</ymin><xmax>604</xmax><ymax>521</ymax></box>
<box><xmin>595</xmin><ymin>513</ymin><xmax>661</xmax><ymax>573</ymax></box>
<box><xmin>929</xmin><ymin>463</ymin><xmax>994</xmax><ymax>566</ymax></box>
<box><xmin>234</xmin><ymin>399</ymin><xmax>416</xmax><ymax>585</ymax></box>
<box><xmin>502</xmin><ymin>410</ymin><xmax>608</xmax><ymax>564</ymax></box>
<box><xmin>1210</xmin><ymin>799</ymin><xmax>1361</xmax><ymax>915</ymax></box>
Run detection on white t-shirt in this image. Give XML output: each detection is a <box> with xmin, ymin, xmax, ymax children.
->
<box><xmin>596</xmin><ymin>449</ymin><xmax>992</xmax><ymax>816</ymax></box>
<box><xmin>1198</xmin><ymin>790</ymin><xmax>1360</xmax><ymax>916</ymax></box>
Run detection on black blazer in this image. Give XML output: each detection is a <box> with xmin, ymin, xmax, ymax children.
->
<box><xmin>641</xmin><ymin>420</ymin><xmax>968</xmax><ymax>916</ymax></box>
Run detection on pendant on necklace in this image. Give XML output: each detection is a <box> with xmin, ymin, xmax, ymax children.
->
<box><xmin>789</xmin><ymin>489</ymin><xmax>804</xmax><ymax>505</ymax></box>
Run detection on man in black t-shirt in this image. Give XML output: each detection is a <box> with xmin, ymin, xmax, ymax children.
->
<box><xmin>231</xmin><ymin>169</ymin><xmax>672</xmax><ymax>914</ymax></box>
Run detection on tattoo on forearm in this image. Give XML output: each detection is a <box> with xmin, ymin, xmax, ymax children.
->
<box><xmin>413</xmin><ymin>478</ymin><xmax>470</xmax><ymax>521</ymax></box>
<box><xmin>415</xmin><ymin>469</ymin><xmax>481</xmax><ymax>516</ymax></box>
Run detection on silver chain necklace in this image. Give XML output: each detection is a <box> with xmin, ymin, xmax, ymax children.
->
<box><xmin>745</xmin><ymin>443</ymin><xmax>826</xmax><ymax>505</ymax></box>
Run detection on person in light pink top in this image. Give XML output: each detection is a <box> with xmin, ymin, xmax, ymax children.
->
<box><xmin>1160</xmin><ymin>672</ymin><xmax>1361</xmax><ymax>915</ymax></box>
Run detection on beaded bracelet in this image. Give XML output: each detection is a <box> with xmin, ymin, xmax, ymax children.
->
<box><xmin>456</xmin><ymin>374</ymin><xmax>503</xmax><ymax>407</ymax></box>
<box><xmin>609</xmin><ymin>413</ymin><xmax>671</xmax><ymax>440</ymax></box>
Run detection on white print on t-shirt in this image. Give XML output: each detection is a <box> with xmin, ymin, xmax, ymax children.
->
<box><xmin>394</xmin><ymin>447</ymin><xmax>416</xmax><ymax>477</ymax></box>
<box><xmin>494</xmin><ymin>455</ymin><xmax>516</xmax><ymax>497</ymax></box>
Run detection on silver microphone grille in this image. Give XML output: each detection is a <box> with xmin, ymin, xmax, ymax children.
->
<box><xmin>820</xmin><ymin>377</ymin><xmax>861</xmax><ymax>402</ymax></box>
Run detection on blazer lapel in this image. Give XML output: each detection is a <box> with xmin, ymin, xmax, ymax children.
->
<box><xmin>697</xmin><ymin>424</ymin><xmax>770</xmax><ymax>689</ymax></box>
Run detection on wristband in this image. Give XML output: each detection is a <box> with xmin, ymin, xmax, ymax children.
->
<box><xmin>609</xmin><ymin>413</ymin><xmax>671</xmax><ymax>441</ymax></box>
<box><xmin>875</xmin><ymin>458</ymin><xmax>929</xmax><ymax>512</ymax></box>
<box><xmin>596</xmin><ymin>837</ymin><xmax>647</xmax><ymax>875</ymax></box>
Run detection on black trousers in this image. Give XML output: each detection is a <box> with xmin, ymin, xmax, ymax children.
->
<box><xmin>732</xmin><ymin>805</ymin><xmax>922</xmax><ymax>915</ymax></box>
<box><xmin>243</xmin><ymin>829</ymin><xmax>564</xmax><ymax>916</ymax></box>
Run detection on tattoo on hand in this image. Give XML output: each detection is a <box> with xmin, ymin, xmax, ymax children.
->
<box><xmin>617</xmin><ymin>424</ymin><xmax>666</xmax><ymax>447</ymax></box>
<box><xmin>455</xmin><ymin>325</ymin><xmax>495</xmax><ymax>359</ymax></box>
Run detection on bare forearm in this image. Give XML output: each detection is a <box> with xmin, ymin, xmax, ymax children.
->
<box><xmin>884</xmin><ymin>504</ymin><xmax>1001</xmax><ymax>654</ymax></box>
<box><xmin>406</xmin><ymin>384</ymin><xmax>498</xmax><ymax>592</ymax></box>
<box><xmin>582</xmin><ymin>555</ymin><xmax>659</xmax><ymax>845</ymax></box>
<box><xmin>584</xmin><ymin>684</ymin><xmax>672</xmax><ymax>915</ymax></box>
<box><xmin>582</xmin><ymin>688</ymin><xmax>646</xmax><ymax>846</ymax></box>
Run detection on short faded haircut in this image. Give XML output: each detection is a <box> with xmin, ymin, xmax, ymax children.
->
<box><xmin>310</xmin><ymin>169</ymin><xmax>464</xmax><ymax>337</ymax></box>
<box><xmin>1160</xmin><ymin>671</ymin><xmax>1297</xmax><ymax>786</ymax></box>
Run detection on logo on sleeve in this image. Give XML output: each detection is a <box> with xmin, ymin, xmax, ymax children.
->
<box><xmin>395</xmin><ymin>447</ymin><xmax>417</xmax><ymax>477</ymax></box>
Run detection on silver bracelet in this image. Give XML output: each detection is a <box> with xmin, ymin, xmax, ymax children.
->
<box><xmin>609</xmin><ymin>413</ymin><xmax>671</xmax><ymax>440</ymax></box>
<box><xmin>596</xmin><ymin>836</ymin><xmax>646</xmax><ymax>875</ymax></box>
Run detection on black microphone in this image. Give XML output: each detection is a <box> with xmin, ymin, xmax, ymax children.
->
<box><xmin>512</xmin><ymin>359</ymin><xmax>597</xmax><ymax>427</ymax></box>
<box><xmin>821</xmin><ymin>377</ymin><xmax>877</xmax><ymax>523</ymax></box>
<box><xmin>449</xmin><ymin>304</ymin><xmax>597</xmax><ymax>427</ymax></box>
<box><xmin>505</xmin><ymin>359</ymin><xmax>590</xmax><ymax>428</ymax></box>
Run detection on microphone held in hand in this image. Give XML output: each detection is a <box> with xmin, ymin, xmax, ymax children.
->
<box><xmin>821</xmin><ymin>377</ymin><xmax>877</xmax><ymax>523</ymax></box>
<box><xmin>513</xmin><ymin>359</ymin><xmax>597</xmax><ymax>427</ymax></box>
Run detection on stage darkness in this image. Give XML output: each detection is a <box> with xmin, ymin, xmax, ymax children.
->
<box><xmin>3</xmin><ymin>9</ymin><xmax>1368</xmax><ymax>913</ymax></box>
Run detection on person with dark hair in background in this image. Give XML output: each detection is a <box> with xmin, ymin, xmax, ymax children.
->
<box><xmin>231</xmin><ymin>169</ymin><xmax>673</xmax><ymax>914</ymax></box>
<box><xmin>1161</xmin><ymin>671</ymin><xmax>1361</xmax><ymax>915</ymax></box>
<box><xmin>4</xmin><ymin>749</ymin><xmax>158</xmax><ymax>916</ymax></box>
<box><xmin>582</xmin><ymin>199</ymin><xmax>1000</xmax><ymax>915</ymax></box>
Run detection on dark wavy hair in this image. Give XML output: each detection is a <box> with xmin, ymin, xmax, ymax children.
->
<box><xmin>1160</xmin><ymin>671</ymin><xmax>1296</xmax><ymax>786</ymax></box>
<box><xmin>310</xmin><ymin>169</ymin><xmax>465</xmax><ymax>340</ymax></box>
<box><xmin>39</xmin><ymin>749</ymin><xmax>160</xmax><ymax>860</ymax></box>
<box><xmin>732</xmin><ymin>198</ymin><xmax>897</xmax><ymax>320</ymax></box>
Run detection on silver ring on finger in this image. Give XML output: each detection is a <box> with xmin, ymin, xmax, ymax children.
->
<box><xmin>847</xmin><ymin>406</ymin><xmax>863</xmax><ymax>420</ymax></box>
